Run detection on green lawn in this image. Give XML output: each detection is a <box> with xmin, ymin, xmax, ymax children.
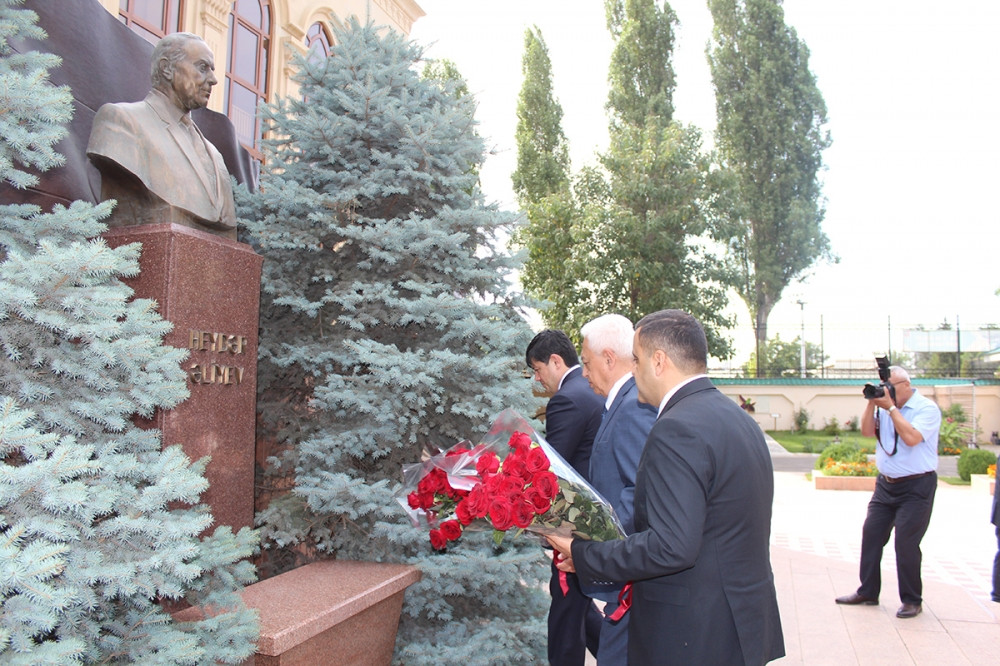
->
<box><xmin>766</xmin><ymin>430</ymin><xmax>877</xmax><ymax>454</ymax></box>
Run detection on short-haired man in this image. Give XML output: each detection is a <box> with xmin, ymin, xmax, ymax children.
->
<box><xmin>525</xmin><ymin>329</ymin><xmax>604</xmax><ymax>666</ymax></box>
<box><xmin>547</xmin><ymin>310</ymin><xmax>784</xmax><ymax>665</ymax></box>
<box><xmin>88</xmin><ymin>32</ymin><xmax>237</xmax><ymax>238</ymax></box>
<box><xmin>836</xmin><ymin>365</ymin><xmax>941</xmax><ymax>618</ymax></box>
<box><xmin>578</xmin><ymin>314</ymin><xmax>656</xmax><ymax>666</ymax></box>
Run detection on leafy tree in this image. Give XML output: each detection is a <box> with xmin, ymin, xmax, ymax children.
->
<box><xmin>583</xmin><ymin>0</ymin><xmax>732</xmax><ymax>357</ymax></box>
<box><xmin>239</xmin><ymin>19</ymin><xmax>547</xmax><ymax>664</ymax></box>
<box><xmin>510</xmin><ymin>27</ymin><xmax>578</xmax><ymax>331</ymax></box>
<box><xmin>511</xmin><ymin>27</ymin><xmax>570</xmax><ymax>206</ymax></box>
<box><xmin>743</xmin><ymin>335</ymin><xmax>825</xmax><ymax>378</ymax></box>
<box><xmin>0</xmin><ymin>2</ymin><xmax>257</xmax><ymax>661</ymax></box>
<box><xmin>708</xmin><ymin>0</ymin><xmax>832</xmax><ymax>374</ymax></box>
<box><xmin>605</xmin><ymin>0</ymin><xmax>677</xmax><ymax>128</ymax></box>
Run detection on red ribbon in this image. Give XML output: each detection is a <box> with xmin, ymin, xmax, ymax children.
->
<box><xmin>607</xmin><ymin>582</ymin><xmax>633</xmax><ymax>621</ymax></box>
<box><xmin>552</xmin><ymin>550</ymin><xmax>570</xmax><ymax>596</ymax></box>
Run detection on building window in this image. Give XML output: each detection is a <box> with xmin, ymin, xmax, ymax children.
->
<box><xmin>305</xmin><ymin>22</ymin><xmax>332</xmax><ymax>64</ymax></box>
<box><xmin>225</xmin><ymin>0</ymin><xmax>271</xmax><ymax>158</ymax></box>
<box><xmin>118</xmin><ymin>0</ymin><xmax>182</xmax><ymax>45</ymax></box>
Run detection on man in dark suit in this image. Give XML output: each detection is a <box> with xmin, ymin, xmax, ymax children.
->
<box><xmin>548</xmin><ymin>310</ymin><xmax>784</xmax><ymax>665</ymax></box>
<box><xmin>526</xmin><ymin>329</ymin><xmax>604</xmax><ymax>666</ymax></box>
<box><xmin>87</xmin><ymin>32</ymin><xmax>237</xmax><ymax>239</ymax></box>
<box><xmin>578</xmin><ymin>314</ymin><xmax>656</xmax><ymax>666</ymax></box>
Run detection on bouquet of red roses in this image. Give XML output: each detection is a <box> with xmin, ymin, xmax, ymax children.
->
<box><xmin>397</xmin><ymin>408</ymin><xmax>624</xmax><ymax>551</ymax></box>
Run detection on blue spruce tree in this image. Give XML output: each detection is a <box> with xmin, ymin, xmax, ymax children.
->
<box><xmin>0</xmin><ymin>1</ymin><xmax>258</xmax><ymax>661</ymax></box>
<box><xmin>241</xmin><ymin>18</ymin><xmax>549</xmax><ymax>664</ymax></box>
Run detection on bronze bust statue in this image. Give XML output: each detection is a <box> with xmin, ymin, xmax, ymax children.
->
<box><xmin>87</xmin><ymin>32</ymin><xmax>237</xmax><ymax>240</ymax></box>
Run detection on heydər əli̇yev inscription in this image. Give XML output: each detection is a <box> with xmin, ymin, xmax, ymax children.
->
<box><xmin>187</xmin><ymin>330</ymin><xmax>248</xmax><ymax>386</ymax></box>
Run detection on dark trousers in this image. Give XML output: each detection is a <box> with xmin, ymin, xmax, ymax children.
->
<box><xmin>992</xmin><ymin>524</ymin><xmax>1000</xmax><ymax>603</ymax></box>
<box><xmin>548</xmin><ymin>562</ymin><xmax>601</xmax><ymax>666</ymax></box>
<box><xmin>857</xmin><ymin>472</ymin><xmax>936</xmax><ymax>605</ymax></box>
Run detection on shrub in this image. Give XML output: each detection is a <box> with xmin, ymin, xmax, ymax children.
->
<box><xmin>941</xmin><ymin>403</ymin><xmax>967</xmax><ymax>423</ymax></box>
<box><xmin>794</xmin><ymin>407</ymin><xmax>810</xmax><ymax>434</ymax></box>
<box><xmin>815</xmin><ymin>442</ymin><xmax>868</xmax><ymax>470</ymax></box>
<box><xmin>823</xmin><ymin>416</ymin><xmax>841</xmax><ymax>437</ymax></box>
<box><xmin>957</xmin><ymin>448</ymin><xmax>997</xmax><ymax>481</ymax></box>
<box><xmin>844</xmin><ymin>416</ymin><xmax>859</xmax><ymax>432</ymax></box>
<box><xmin>938</xmin><ymin>414</ymin><xmax>973</xmax><ymax>453</ymax></box>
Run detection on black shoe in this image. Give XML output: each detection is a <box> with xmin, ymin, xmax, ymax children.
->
<box><xmin>835</xmin><ymin>592</ymin><xmax>878</xmax><ymax>606</ymax></box>
<box><xmin>896</xmin><ymin>603</ymin><xmax>922</xmax><ymax>618</ymax></box>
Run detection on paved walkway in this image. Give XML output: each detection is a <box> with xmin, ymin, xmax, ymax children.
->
<box><xmin>770</xmin><ymin>438</ymin><xmax>999</xmax><ymax>665</ymax></box>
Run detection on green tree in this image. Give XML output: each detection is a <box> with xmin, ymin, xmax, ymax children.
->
<box><xmin>510</xmin><ymin>27</ymin><xmax>578</xmax><ymax>331</ymax></box>
<box><xmin>708</xmin><ymin>0</ymin><xmax>832</xmax><ymax>374</ymax></box>
<box><xmin>240</xmin><ymin>20</ymin><xmax>547</xmax><ymax>663</ymax></box>
<box><xmin>605</xmin><ymin>0</ymin><xmax>677</xmax><ymax>128</ymax></box>
<box><xmin>581</xmin><ymin>0</ymin><xmax>732</xmax><ymax>356</ymax></box>
<box><xmin>743</xmin><ymin>335</ymin><xmax>826</xmax><ymax>378</ymax></box>
<box><xmin>511</xmin><ymin>27</ymin><xmax>570</xmax><ymax>206</ymax></box>
<box><xmin>0</xmin><ymin>2</ymin><xmax>258</xmax><ymax>661</ymax></box>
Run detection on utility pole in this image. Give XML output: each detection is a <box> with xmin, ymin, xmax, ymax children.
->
<box><xmin>797</xmin><ymin>300</ymin><xmax>806</xmax><ymax>378</ymax></box>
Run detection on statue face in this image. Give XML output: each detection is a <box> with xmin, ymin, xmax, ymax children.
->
<box><xmin>168</xmin><ymin>39</ymin><xmax>218</xmax><ymax>111</ymax></box>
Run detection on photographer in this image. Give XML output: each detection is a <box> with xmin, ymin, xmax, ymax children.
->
<box><xmin>835</xmin><ymin>365</ymin><xmax>940</xmax><ymax>619</ymax></box>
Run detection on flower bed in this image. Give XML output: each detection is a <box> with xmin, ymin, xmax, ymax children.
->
<box><xmin>813</xmin><ymin>469</ymin><xmax>877</xmax><ymax>491</ymax></box>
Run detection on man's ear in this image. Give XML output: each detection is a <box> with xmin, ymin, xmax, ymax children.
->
<box><xmin>652</xmin><ymin>349</ymin><xmax>669</xmax><ymax>377</ymax></box>
<box><xmin>603</xmin><ymin>348</ymin><xmax>615</xmax><ymax>367</ymax></box>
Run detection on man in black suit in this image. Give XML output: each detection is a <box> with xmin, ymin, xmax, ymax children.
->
<box><xmin>526</xmin><ymin>330</ymin><xmax>604</xmax><ymax>666</ymax></box>
<box><xmin>547</xmin><ymin>310</ymin><xmax>784</xmax><ymax>665</ymax></box>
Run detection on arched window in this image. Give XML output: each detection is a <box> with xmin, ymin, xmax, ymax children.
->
<box><xmin>305</xmin><ymin>22</ymin><xmax>332</xmax><ymax>64</ymax></box>
<box><xmin>225</xmin><ymin>0</ymin><xmax>271</xmax><ymax>159</ymax></box>
<box><xmin>117</xmin><ymin>0</ymin><xmax>183</xmax><ymax>45</ymax></box>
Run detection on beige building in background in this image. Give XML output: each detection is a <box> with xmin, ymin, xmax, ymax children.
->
<box><xmin>95</xmin><ymin>0</ymin><xmax>424</xmax><ymax>159</ymax></box>
<box><xmin>716</xmin><ymin>379</ymin><xmax>1000</xmax><ymax>444</ymax></box>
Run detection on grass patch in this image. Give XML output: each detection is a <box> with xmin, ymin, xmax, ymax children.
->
<box><xmin>940</xmin><ymin>476</ymin><xmax>970</xmax><ymax>486</ymax></box>
<box><xmin>766</xmin><ymin>430</ymin><xmax>877</xmax><ymax>454</ymax></box>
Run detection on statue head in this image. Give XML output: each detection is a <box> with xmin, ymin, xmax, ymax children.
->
<box><xmin>151</xmin><ymin>33</ymin><xmax>218</xmax><ymax>112</ymax></box>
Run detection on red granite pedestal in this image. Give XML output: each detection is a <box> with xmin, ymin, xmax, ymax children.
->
<box><xmin>104</xmin><ymin>223</ymin><xmax>262</xmax><ymax>531</ymax></box>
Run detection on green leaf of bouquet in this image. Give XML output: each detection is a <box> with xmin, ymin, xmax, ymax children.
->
<box><xmin>492</xmin><ymin>529</ymin><xmax>505</xmax><ymax>547</ymax></box>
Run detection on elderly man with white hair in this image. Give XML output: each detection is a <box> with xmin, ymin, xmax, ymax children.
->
<box><xmin>836</xmin><ymin>365</ymin><xmax>941</xmax><ymax>619</ymax></box>
<box><xmin>577</xmin><ymin>314</ymin><xmax>656</xmax><ymax>666</ymax></box>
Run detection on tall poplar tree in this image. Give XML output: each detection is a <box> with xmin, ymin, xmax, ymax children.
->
<box><xmin>583</xmin><ymin>0</ymin><xmax>732</xmax><ymax>357</ymax></box>
<box><xmin>510</xmin><ymin>27</ymin><xmax>579</xmax><ymax>331</ymax></box>
<box><xmin>708</xmin><ymin>0</ymin><xmax>832</xmax><ymax>375</ymax></box>
<box><xmin>0</xmin><ymin>1</ymin><xmax>258</xmax><ymax>662</ymax></box>
<box><xmin>240</xmin><ymin>19</ymin><xmax>548</xmax><ymax>664</ymax></box>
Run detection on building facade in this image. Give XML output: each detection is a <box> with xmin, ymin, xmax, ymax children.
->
<box><xmin>94</xmin><ymin>0</ymin><xmax>424</xmax><ymax>159</ymax></box>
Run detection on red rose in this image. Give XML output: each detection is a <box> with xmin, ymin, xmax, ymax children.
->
<box><xmin>525</xmin><ymin>486</ymin><xmax>552</xmax><ymax>514</ymax></box>
<box><xmin>464</xmin><ymin>484</ymin><xmax>489</xmax><ymax>517</ymax></box>
<box><xmin>446</xmin><ymin>446</ymin><xmax>471</xmax><ymax>457</ymax></box>
<box><xmin>476</xmin><ymin>452</ymin><xmax>500</xmax><ymax>476</ymax></box>
<box><xmin>508</xmin><ymin>431</ymin><xmax>532</xmax><ymax>455</ymax></box>
<box><xmin>429</xmin><ymin>528</ymin><xmax>447</xmax><ymax>551</ymax></box>
<box><xmin>455</xmin><ymin>498</ymin><xmax>475</xmax><ymax>525</ymax></box>
<box><xmin>488</xmin><ymin>497</ymin><xmax>515</xmax><ymax>531</ymax></box>
<box><xmin>407</xmin><ymin>491</ymin><xmax>423</xmax><ymax>510</ymax></box>
<box><xmin>532</xmin><ymin>471</ymin><xmax>559</xmax><ymax>499</ymax></box>
<box><xmin>512</xmin><ymin>500</ymin><xmax>535</xmax><ymax>529</ymax></box>
<box><xmin>525</xmin><ymin>446</ymin><xmax>550</xmax><ymax>473</ymax></box>
<box><xmin>499</xmin><ymin>476</ymin><xmax>525</xmax><ymax>500</ymax></box>
<box><xmin>503</xmin><ymin>456</ymin><xmax>529</xmax><ymax>482</ymax></box>
<box><xmin>419</xmin><ymin>468</ymin><xmax>448</xmax><ymax>494</ymax></box>
<box><xmin>440</xmin><ymin>519</ymin><xmax>462</xmax><ymax>541</ymax></box>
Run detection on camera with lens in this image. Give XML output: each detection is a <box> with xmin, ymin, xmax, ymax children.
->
<box><xmin>861</xmin><ymin>356</ymin><xmax>894</xmax><ymax>401</ymax></box>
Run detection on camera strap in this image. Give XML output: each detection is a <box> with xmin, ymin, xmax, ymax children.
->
<box><xmin>875</xmin><ymin>408</ymin><xmax>899</xmax><ymax>456</ymax></box>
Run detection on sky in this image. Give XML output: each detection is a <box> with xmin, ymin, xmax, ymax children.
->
<box><xmin>408</xmin><ymin>0</ymin><xmax>1000</xmax><ymax>366</ymax></box>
